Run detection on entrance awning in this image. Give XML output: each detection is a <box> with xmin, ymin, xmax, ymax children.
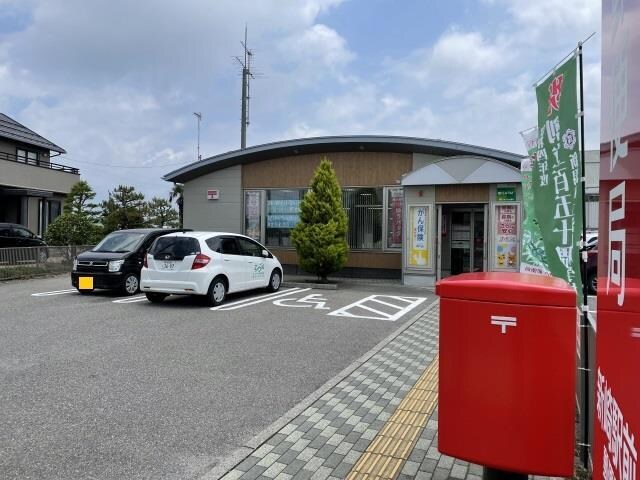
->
<box><xmin>401</xmin><ymin>155</ymin><xmax>522</xmax><ymax>186</ymax></box>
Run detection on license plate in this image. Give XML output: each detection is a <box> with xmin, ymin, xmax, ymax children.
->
<box><xmin>160</xmin><ymin>261</ymin><xmax>176</xmax><ymax>270</ymax></box>
<box><xmin>79</xmin><ymin>276</ymin><xmax>93</xmax><ymax>290</ymax></box>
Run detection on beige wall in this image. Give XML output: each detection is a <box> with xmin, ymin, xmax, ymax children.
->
<box><xmin>183</xmin><ymin>165</ymin><xmax>242</xmax><ymax>232</ymax></box>
<box><xmin>0</xmin><ymin>158</ymin><xmax>79</xmax><ymax>193</ymax></box>
<box><xmin>242</xmin><ymin>151</ymin><xmax>412</xmax><ymax>188</ymax></box>
<box><xmin>435</xmin><ymin>184</ymin><xmax>490</xmax><ymax>203</ymax></box>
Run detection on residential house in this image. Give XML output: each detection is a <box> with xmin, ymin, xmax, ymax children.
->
<box><xmin>0</xmin><ymin>113</ymin><xmax>79</xmax><ymax>235</ymax></box>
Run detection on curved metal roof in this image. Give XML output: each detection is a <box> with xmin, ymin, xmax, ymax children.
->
<box><xmin>164</xmin><ymin>135</ymin><xmax>524</xmax><ymax>183</ymax></box>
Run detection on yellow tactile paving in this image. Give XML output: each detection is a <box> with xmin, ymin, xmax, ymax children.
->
<box><xmin>346</xmin><ymin>354</ymin><xmax>439</xmax><ymax>480</ymax></box>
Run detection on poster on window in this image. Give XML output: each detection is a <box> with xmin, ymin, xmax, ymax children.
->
<box><xmin>388</xmin><ymin>188</ymin><xmax>403</xmax><ymax>248</ymax></box>
<box><xmin>495</xmin><ymin>205</ymin><xmax>518</xmax><ymax>269</ymax></box>
<box><xmin>244</xmin><ymin>191</ymin><xmax>261</xmax><ymax>241</ymax></box>
<box><xmin>408</xmin><ymin>206</ymin><xmax>429</xmax><ymax>267</ymax></box>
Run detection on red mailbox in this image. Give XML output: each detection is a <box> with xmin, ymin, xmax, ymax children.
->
<box><xmin>436</xmin><ymin>272</ymin><xmax>577</xmax><ymax>476</ymax></box>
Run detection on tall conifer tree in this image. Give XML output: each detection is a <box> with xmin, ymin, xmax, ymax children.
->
<box><xmin>291</xmin><ymin>158</ymin><xmax>348</xmax><ymax>282</ymax></box>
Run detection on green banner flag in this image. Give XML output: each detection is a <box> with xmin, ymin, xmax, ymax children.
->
<box><xmin>519</xmin><ymin>128</ymin><xmax>550</xmax><ymax>275</ymax></box>
<box><xmin>533</xmin><ymin>55</ymin><xmax>583</xmax><ymax>294</ymax></box>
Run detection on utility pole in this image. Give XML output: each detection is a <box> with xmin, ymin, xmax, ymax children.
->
<box><xmin>235</xmin><ymin>25</ymin><xmax>254</xmax><ymax>150</ymax></box>
<box><xmin>193</xmin><ymin>112</ymin><xmax>202</xmax><ymax>161</ymax></box>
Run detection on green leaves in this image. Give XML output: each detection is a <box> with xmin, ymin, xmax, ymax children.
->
<box><xmin>44</xmin><ymin>213</ymin><xmax>102</xmax><ymax>246</ymax></box>
<box><xmin>291</xmin><ymin>158</ymin><xmax>348</xmax><ymax>281</ymax></box>
<box><xmin>100</xmin><ymin>185</ymin><xmax>147</xmax><ymax>233</ymax></box>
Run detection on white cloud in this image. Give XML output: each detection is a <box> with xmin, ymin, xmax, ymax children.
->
<box><xmin>431</xmin><ymin>30</ymin><xmax>509</xmax><ymax>74</ymax></box>
<box><xmin>280</xmin><ymin>24</ymin><xmax>355</xmax><ymax>70</ymax></box>
<box><xmin>0</xmin><ymin>0</ymin><xmax>604</xmax><ymax>203</ymax></box>
<box><xmin>0</xmin><ymin>0</ymin><xmax>349</xmax><ymax>198</ymax></box>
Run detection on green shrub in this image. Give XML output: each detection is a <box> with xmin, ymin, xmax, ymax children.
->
<box><xmin>44</xmin><ymin>213</ymin><xmax>102</xmax><ymax>246</ymax></box>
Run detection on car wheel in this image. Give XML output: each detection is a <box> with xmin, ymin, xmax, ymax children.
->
<box><xmin>207</xmin><ymin>277</ymin><xmax>227</xmax><ymax>306</ymax></box>
<box><xmin>122</xmin><ymin>273</ymin><xmax>139</xmax><ymax>296</ymax></box>
<box><xmin>588</xmin><ymin>271</ymin><xmax>597</xmax><ymax>295</ymax></box>
<box><xmin>146</xmin><ymin>292</ymin><xmax>168</xmax><ymax>303</ymax></box>
<box><xmin>267</xmin><ymin>269</ymin><xmax>281</xmax><ymax>292</ymax></box>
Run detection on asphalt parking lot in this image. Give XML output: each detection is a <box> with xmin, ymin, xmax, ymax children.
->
<box><xmin>0</xmin><ymin>275</ymin><xmax>435</xmax><ymax>480</ymax></box>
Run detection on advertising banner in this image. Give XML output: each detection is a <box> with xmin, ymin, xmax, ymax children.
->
<box><xmin>408</xmin><ymin>206</ymin><xmax>429</xmax><ymax>267</ymax></box>
<box><xmin>494</xmin><ymin>204</ymin><xmax>518</xmax><ymax>268</ymax></box>
<box><xmin>593</xmin><ymin>0</ymin><xmax>640</xmax><ymax>477</ymax></box>
<box><xmin>519</xmin><ymin>128</ymin><xmax>550</xmax><ymax>275</ymax></box>
<box><xmin>534</xmin><ymin>56</ymin><xmax>583</xmax><ymax>294</ymax></box>
<box><xmin>388</xmin><ymin>187</ymin><xmax>403</xmax><ymax>248</ymax></box>
<box><xmin>244</xmin><ymin>191</ymin><xmax>261</xmax><ymax>241</ymax></box>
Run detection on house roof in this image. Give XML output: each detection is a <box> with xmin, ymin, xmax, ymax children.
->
<box><xmin>0</xmin><ymin>113</ymin><xmax>67</xmax><ymax>154</ymax></box>
<box><xmin>163</xmin><ymin>135</ymin><xmax>524</xmax><ymax>183</ymax></box>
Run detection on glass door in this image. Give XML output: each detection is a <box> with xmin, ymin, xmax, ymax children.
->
<box><xmin>450</xmin><ymin>211</ymin><xmax>471</xmax><ymax>275</ymax></box>
<box><xmin>472</xmin><ymin>209</ymin><xmax>485</xmax><ymax>272</ymax></box>
<box><xmin>449</xmin><ymin>208</ymin><xmax>485</xmax><ymax>275</ymax></box>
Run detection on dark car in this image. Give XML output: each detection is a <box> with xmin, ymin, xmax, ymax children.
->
<box><xmin>585</xmin><ymin>240</ymin><xmax>597</xmax><ymax>295</ymax></box>
<box><xmin>71</xmin><ymin>228</ymin><xmax>189</xmax><ymax>295</ymax></box>
<box><xmin>0</xmin><ymin>223</ymin><xmax>48</xmax><ymax>262</ymax></box>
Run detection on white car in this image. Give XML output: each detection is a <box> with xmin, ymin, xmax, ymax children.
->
<box><xmin>140</xmin><ymin>231</ymin><xmax>283</xmax><ymax>306</ymax></box>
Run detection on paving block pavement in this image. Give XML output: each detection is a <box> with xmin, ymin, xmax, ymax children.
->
<box><xmin>210</xmin><ymin>302</ymin><xmax>564</xmax><ymax>480</ymax></box>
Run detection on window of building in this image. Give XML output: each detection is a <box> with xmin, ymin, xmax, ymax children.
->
<box><xmin>265</xmin><ymin>189</ymin><xmax>305</xmax><ymax>247</ymax></box>
<box><xmin>343</xmin><ymin>187</ymin><xmax>383</xmax><ymax>250</ymax></box>
<box><xmin>250</xmin><ymin>186</ymin><xmax>400</xmax><ymax>251</ymax></box>
<box><xmin>48</xmin><ymin>200</ymin><xmax>61</xmax><ymax>224</ymax></box>
<box><xmin>17</xmin><ymin>149</ymin><xmax>38</xmax><ymax>164</ymax></box>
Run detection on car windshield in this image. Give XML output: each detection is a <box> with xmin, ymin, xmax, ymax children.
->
<box><xmin>92</xmin><ymin>232</ymin><xmax>146</xmax><ymax>253</ymax></box>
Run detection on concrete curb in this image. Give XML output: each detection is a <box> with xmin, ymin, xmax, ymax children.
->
<box><xmin>281</xmin><ymin>281</ymin><xmax>338</xmax><ymax>290</ymax></box>
<box><xmin>198</xmin><ymin>297</ymin><xmax>440</xmax><ymax>480</ymax></box>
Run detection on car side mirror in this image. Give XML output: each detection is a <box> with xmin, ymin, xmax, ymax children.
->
<box><xmin>262</xmin><ymin>249</ymin><xmax>269</xmax><ymax>258</ymax></box>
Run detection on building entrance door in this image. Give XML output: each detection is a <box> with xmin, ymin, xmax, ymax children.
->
<box><xmin>437</xmin><ymin>205</ymin><xmax>487</xmax><ymax>278</ymax></box>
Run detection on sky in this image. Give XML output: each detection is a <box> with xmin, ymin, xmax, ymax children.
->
<box><xmin>0</xmin><ymin>0</ymin><xmax>601</xmax><ymax>202</ymax></box>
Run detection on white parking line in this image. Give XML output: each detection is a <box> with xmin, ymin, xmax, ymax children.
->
<box><xmin>112</xmin><ymin>295</ymin><xmax>147</xmax><ymax>304</ymax></box>
<box><xmin>327</xmin><ymin>295</ymin><xmax>427</xmax><ymax>321</ymax></box>
<box><xmin>31</xmin><ymin>289</ymin><xmax>78</xmax><ymax>297</ymax></box>
<box><xmin>211</xmin><ymin>288</ymin><xmax>310</xmax><ymax>311</ymax></box>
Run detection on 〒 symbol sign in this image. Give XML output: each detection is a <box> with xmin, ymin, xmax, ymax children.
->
<box><xmin>490</xmin><ymin>315</ymin><xmax>517</xmax><ymax>334</ymax></box>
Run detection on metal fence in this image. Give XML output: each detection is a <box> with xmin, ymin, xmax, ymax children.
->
<box><xmin>0</xmin><ymin>245</ymin><xmax>95</xmax><ymax>280</ymax></box>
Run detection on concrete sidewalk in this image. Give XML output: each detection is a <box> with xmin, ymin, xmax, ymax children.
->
<box><xmin>206</xmin><ymin>301</ymin><xmax>562</xmax><ymax>480</ymax></box>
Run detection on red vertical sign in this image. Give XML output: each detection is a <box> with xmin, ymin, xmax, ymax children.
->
<box><xmin>594</xmin><ymin>1</ymin><xmax>640</xmax><ymax>478</ymax></box>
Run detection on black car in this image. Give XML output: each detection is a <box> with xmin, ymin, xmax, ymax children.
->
<box><xmin>0</xmin><ymin>223</ymin><xmax>48</xmax><ymax>262</ymax></box>
<box><xmin>585</xmin><ymin>240</ymin><xmax>597</xmax><ymax>295</ymax></box>
<box><xmin>71</xmin><ymin>228</ymin><xmax>188</xmax><ymax>295</ymax></box>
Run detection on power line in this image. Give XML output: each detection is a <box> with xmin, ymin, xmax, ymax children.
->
<box><xmin>57</xmin><ymin>156</ymin><xmax>192</xmax><ymax>169</ymax></box>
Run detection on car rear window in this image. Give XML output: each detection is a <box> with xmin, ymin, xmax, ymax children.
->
<box><xmin>150</xmin><ymin>237</ymin><xmax>200</xmax><ymax>260</ymax></box>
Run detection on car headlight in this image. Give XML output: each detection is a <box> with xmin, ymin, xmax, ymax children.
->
<box><xmin>72</xmin><ymin>258</ymin><xmax>78</xmax><ymax>271</ymax></box>
<box><xmin>108</xmin><ymin>260</ymin><xmax>125</xmax><ymax>272</ymax></box>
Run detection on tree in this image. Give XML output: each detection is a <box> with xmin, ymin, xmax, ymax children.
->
<box><xmin>169</xmin><ymin>183</ymin><xmax>184</xmax><ymax>228</ymax></box>
<box><xmin>145</xmin><ymin>197</ymin><xmax>179</xmax><ymax>228</ymax></box>
<box><xmin>44</xmin><ymin>213</ymin><xmax>102</xmax><ymax>246</ymax></box>
<box><xmin>63</xmin><ymin>180</ymin><xmax>100</xmax><ymax>220</ymax></box>
<box><xmin>101</xmin><ymin>185</ymin><xmax>147</xmax><ymax>233</ymax></box>
<box><xmin>291</xmin><ymin>158</ymin><xmax>348</xmax><ymax>282</ymax></box>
